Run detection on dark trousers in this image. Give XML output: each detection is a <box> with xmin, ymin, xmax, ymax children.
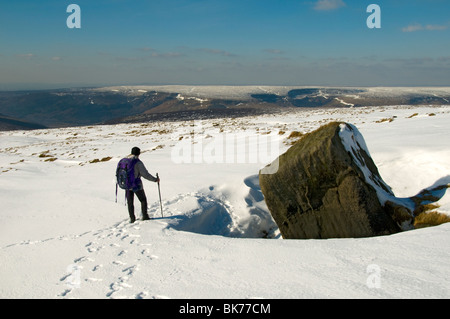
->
<box><xmin>126</xmin><ymin>189</ymin><xmax>149</xmax><ymax>219</ymax></box>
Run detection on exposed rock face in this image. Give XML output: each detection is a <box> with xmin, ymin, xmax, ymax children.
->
<box><xmin>259</xmin><ymin>122</ymin><xmax>414</xmax><ymax>239</ymax></box>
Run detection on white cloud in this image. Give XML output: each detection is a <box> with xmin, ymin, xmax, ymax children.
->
<box><xmin>199</xmin><ymin>48</ymin><xmax>237</xmax><ymax>57</ymax></box>
<box><xmin>151</xmin><ymin>52</ymin><xmax>184</xmax><ymax>58</ymax></box>
<box><xmin>16</xmin><ymin>53</ymin><xmax>36</xmax><ymax>59</ymax></box>
<box><xmin>313</xmin><ymin>0</ymin><xmax>346</xmax><ymax>11</ymax></box>
<box><xmin>425</xmin><ymin>24</ymin><xmax>448</xmax><ymax>31</ymax></box>
<box><xmin>402</xmin><ymin>23</ymin><xmax>448</xmax><ymax>32</ymax></box>
<box><xmin>263</xmin><ymin>49</ymin><xmax>285</xmax><ymax>54</ymax></box>
<box><xmin>137</xmin><ymin>47</ymin><xmax>155</xmax><ymax>52</ymax></box>
<box><xmin>402</xmin><ymin>24</ymin><xmax>422</xmax><ymax>32</ymax></box>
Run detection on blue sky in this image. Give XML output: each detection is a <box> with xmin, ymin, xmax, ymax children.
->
<box><xmin>0</xmin><ymin>0</ymin><xmax>449</xmax><ymax>89</ymax></box>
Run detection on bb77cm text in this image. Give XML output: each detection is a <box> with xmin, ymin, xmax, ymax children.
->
<box><xmin>179</xmin><ymin>303</ymin><xmax>271</xmax><ymax>316</ymax></box>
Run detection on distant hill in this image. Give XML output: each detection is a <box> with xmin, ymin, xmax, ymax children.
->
<box><xmin>0</xmin><ymin>86</ymin><xmax>449</xmax><ymax>130</ymax></box>
<box><xmin>0</xmin><ymin>113</ymin><xmax>47</xmax><ymax>131</ymax></box>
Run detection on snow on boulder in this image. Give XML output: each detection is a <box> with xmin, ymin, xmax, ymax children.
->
<box><xmin>338</xmin><ymin>123</ymin><xmax>417</xmax><ymax>231</ymax></box>
<box><xmin>259</xmin><ymin>122</ymin><xmax>416</xmax><ymax>239</ymax></box>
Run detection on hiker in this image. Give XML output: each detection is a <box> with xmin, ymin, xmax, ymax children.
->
<box><xmin>124</xmin><ymin>147</ymin><xmax>159</xmax><ymax>223</ymax></box>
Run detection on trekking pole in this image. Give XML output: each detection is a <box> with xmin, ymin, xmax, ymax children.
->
<box><xmin>156</xmin><ymin>173</ymin><xmax>164</xmax><ymax>218</ymax></box>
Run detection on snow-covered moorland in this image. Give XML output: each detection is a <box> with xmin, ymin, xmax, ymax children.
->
<box><xmin>1</xmin><ymin>105</ymin><xmax>449</xmax><ymax>299</ymax></box>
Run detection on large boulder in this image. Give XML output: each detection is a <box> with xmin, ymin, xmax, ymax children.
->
<box><xmin>259</xmin><ymin>122</ymin><xmax>415</xmax><ymax>239</ymax></box>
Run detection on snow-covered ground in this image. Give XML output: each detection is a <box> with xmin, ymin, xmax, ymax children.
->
<box><xmin>1</xmin><ymin>105</ymin><xmax>449</xmax><ymax>299</ymax></box>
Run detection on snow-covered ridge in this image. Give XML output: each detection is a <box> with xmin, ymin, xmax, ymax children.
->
<box><xmin>176</xmin><ymin>93</ymin><xmax>208</xmax><ymax>103</ymax></box>
<box><xmin>95</xmin><ymin>85</ymin><xmax>450</xmax><ymax>100</ymax></box>
<box><xmin>94</xmin><ymin>85</ymin><xmax>297</xmax><ymax>99</ymax></box>
<box><xmin>3</xmin><ymin>86</ymin><xmax>450</xmax><ymax>131</ymax></box>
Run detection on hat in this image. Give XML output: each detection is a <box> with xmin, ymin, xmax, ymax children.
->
<box><xmin>131</xmin><ymin>147</ymin><xmax>141</xmax><ymax>156</ymax></box>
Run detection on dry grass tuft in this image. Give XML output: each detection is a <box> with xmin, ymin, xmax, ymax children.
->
<box><xmin>414</xmin><ymin>204</ymin><xmax>450</xmax><ymax>229</ymax></box>
<box><xmin>285</xmin><ymin>131</ymin><xmax>305</xmax><ymax>145</ymax></box>
<box><xmin>288</xmin><ymin>131</ymin><xmax>304</xmax><ymax>139</ymax></box>
<box><xmin>39</xmin><ymin>151</ymin><xmax>53</xmax><ymax>158</ymax></box>
<box><xmin>89</xmin><ymin>157</ymin><xmax>112</xmax><ymax>164</ymax></box>
<box><xmin>376</xmin><ymin>117</ymin><xmax>395</xmax><ymax>123</ymax></box>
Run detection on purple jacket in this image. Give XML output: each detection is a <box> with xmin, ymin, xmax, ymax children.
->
<box><xmin>127</xmin><ymin>155</ymin><xmax>158</xmax><ymax>185</ymax></box>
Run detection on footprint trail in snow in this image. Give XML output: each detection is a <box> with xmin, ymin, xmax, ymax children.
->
<box><xmin>58</xmin><ymin>219</ymin><xmax>165</xmax><ymax>299</ymax></box>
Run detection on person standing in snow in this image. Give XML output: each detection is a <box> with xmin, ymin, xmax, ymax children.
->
<box><xmin>125</xmin><ymin>147</ymin><xmax>159</xmax><ymax>223</ymax></box>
